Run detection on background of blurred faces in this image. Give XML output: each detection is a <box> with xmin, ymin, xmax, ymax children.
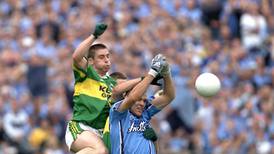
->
<box><xmin>0</xmin><ymin>0</ymin><xmax>273</xmax><ymax>153</ymax></box>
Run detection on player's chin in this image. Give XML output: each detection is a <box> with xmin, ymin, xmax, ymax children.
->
<box><xmin>103</xmin><ymin>66</ymin><xmax>110</xmax><ymax>72</ymax></box>
<box><xmin>135</xmin><ymin>108</ymin><xmax>143</xmax><ymax>116</ymax></box>
<box><xmin>135</xmin><ymin>111</ymin><xmax>142</xmax><ymax>117</ymax></box>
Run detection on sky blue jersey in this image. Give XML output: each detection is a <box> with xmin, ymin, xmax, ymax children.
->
<box><xmin>110</xmin><ymin>98</ymin><xmax>161</xmax><ymax>154</ymax></box>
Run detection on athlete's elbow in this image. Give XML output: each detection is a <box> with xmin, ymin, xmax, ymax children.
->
<box><xmin>170</xmin><ymin>88</ymin><xmax>176</xmax><ymax>100</ymax></box>
<box><xmin>127</xmin><ymin>93</ymin><xmax>139</xmax><ymax>103</ymax></box>
<box><xmin>166</xmin><ymin>91</ymin><xmax>175</xmax><ymax>102</ymax></box>
<box><xmin>111</xmin><ymin>87</ymin><xmax>119</xmax><ymax>96</ymax></box>
<box><xmin>111</xmin><ymin>89</ymin><xmax>121</xmax><ymax>101</ymax></box>
<box><xmin>72</xmin><ymin>54</ymin><xmax>77</xmax><ymax>61</ymax></box>
<box><xmin>170</xmin><ymin>92</ymin><xmax>175</xmax><ymax>101</ymax></box>
<box><xmin>72</xmin><ymin>52</ymin><xmax>81</xmax><ymax>63</ymax></box>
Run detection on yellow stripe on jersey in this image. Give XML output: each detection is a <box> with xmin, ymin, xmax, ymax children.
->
<box><xmin>103</xmin><ymin>117</ymin><xmax>110</xmax><ymax>134</ymax></box>
<box><xmin>69</xmin><ymin>121</ymin><xmax>79</xmax><ymax>140</ymax></box>
<box><xmin>74</xmin><ymin>78</ymin><xmax>111</xmax><ymax>101</ymax></box>
<box><xmin>73</xmin><ymin>64</ymin><xmax>86</xmax><ymax>78</ymax></box>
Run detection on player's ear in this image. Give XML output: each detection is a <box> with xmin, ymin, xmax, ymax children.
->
<box><xmin>88</xmin><ymin>57</ymin><xmax>94</xmax><ymax>65</ymax></box>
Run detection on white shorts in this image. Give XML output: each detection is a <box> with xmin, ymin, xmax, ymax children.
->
<box><xmin>65</xmin><ymin>121</ymin><xmax>104</xmax><ymax>151</ymax></box>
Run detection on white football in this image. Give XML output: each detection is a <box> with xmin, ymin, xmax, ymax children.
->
<box><xmin>195</xmin><ymin>73</ymin><xmax>221</xmax><ymax>97</ymax></box>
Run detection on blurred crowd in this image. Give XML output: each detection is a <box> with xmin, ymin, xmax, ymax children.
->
<box><xmin>0</xmin><ymin>0</ymin><xmax>273</xmax><ymax>154</ymax></box>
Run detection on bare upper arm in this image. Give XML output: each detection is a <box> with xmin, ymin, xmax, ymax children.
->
<box><xmin>150</xmin><ymin>95</ymin><xmax>172</xmax><ymax>109</ymax></box>
<box><xmin>73</xmin><ymin>57</ymin><xmax>88</xmax><ymax>70</ymax></box>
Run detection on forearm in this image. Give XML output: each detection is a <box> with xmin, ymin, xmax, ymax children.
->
<box><xmin>112</xmin><ymin>78</ymin><xmax>142</xmax><ymax>96</ymax></box>
<box><xmin>151</xmin><ymin>74</ymin><xmax>175</xmax><ymax>109</ymax></box>
<box><xmin>72</xmin><ymin>35</ymin><xmax>96</xmax><ymax>64</ymax></box>
<box><xmin>163</xmin><ymin>74</ymin><xmax>175</xmax><ymax>101</ymax></box>
<box><xmin>117</xmin><ymin>75</ymin><xmax>154</xmax><ymax>112</ymax></box>
<box><xmin>127</xmin><ymin>75</ymin><xmax>154</xmax><ymax>101</ymax></box>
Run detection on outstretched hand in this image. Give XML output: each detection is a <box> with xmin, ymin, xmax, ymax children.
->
<box><xmin>149</xmin><ymin>54</ymin><xmax>166</xmax><ymax>77</ymax></box>
<box><xmin>93</xmin><ymin>23</ymin><xmax>108</xmax><ymax>39</ymax></box>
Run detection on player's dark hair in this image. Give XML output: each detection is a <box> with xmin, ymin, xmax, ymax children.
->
<box><xmin>110</xmin><ymin>72</ymin><xmax>127</xmax><ymax>80</ymax></box>
<box><xmin>110</xmin><ymin>72</ymin><xmax>128</xmax><ymax>102</ymax></box>
<box><xmin>87</xmin><ymin>43</ymin><xmax>107</xmax><ymax>59</ymax></box>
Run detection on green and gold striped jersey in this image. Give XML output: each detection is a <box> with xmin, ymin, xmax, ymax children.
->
<box><xmin>72</xmin><ymin>64</ymin><xmax>116</xmax><ymax>129</ymax></box>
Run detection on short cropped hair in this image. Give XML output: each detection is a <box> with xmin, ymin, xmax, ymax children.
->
<box><xmin>110</xmin><ymin>72</ymin><xmax>127</xmax><ymax>80</ymax></box>
<box><xmin>87</xmin><ymin>43</ymin><xmax>108</xmax><ymax>59</ymax></box>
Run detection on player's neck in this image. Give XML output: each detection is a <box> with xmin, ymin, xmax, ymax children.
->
<box><xmin>98</xmin><ymin>71</ymin><xmax>107</xmax><ymax>77</ymax></box>
<box><xmin>94</xmin><ymin>68</ymin><xmax>107</xmax><ymax>77</ymax></box>
<box><xmin>130</xmin><ymin>110</ymin><xmax>142</xmax><ymax>118</ymax></box>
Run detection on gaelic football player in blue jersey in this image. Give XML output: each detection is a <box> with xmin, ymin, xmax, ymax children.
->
<box><xmin>109</xmin><ymin>54</ymin><xmax>175</xmax><ymax>154</ymax></box>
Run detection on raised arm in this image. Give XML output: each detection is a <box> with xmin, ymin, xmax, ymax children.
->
<box><xmin>72</xmin><ymin>35</ymin><xmax>96</xmax><ymax>69</ymax></box>
<box><xmin>72</xmin><ymin>23</ymin><xmax>107</xmax><ymax>69</ymax></box>
<box><xmin>116</xmin><ymin>54</ymin><xmax>166</xmax><ymax>112</ymax></box>
<box><xmin>151</xmin><ymin>63</ymin><xmax>175</xmax><ymax>109</ymax></box>
<box><xmin>116</xmin><ymin>74</ymin><xmax>153</xmax><ymax>112</ymax></box>
<box><xmin>111</xmin><ymin>76</ymin><xmax>163</xmax><ymax>101</ymax></box>
<box><xmin>111</xmin><ymin>78</ymin><xmax>142</xmax><ymax>100</ymax></box>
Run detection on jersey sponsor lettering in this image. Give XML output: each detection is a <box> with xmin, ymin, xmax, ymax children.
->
<box><xmin>128</xmin><ymin>118</ymin><xmax>149</xmax><ymax>133</ymax></box>
<box><xmin>99</xmin><ymin>85</ymin><xmax>112</xmax><ymax>99</ymax></box>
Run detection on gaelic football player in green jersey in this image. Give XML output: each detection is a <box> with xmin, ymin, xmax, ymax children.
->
<box><xmin>65</xmin><ymin>23</ymin><xmax>115</xmax><ymax>154</ymax></box>
<box><xmin>65</xmin><ymin>23</ymin><xmax>164</xmax><ymax>154</ymax></box>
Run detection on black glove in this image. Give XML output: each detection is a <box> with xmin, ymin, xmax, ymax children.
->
<box><xmin>141</xmin><ymin>75</ymin><xmax>163</xmax><ymax>86</ymax></box>
<box><xmin>143</xmin><ymin>127</ymin><xmax>158</xmax><ymax>142</ymax></box>
<box><xmin>151</xmin><ymin>74</ymin><xmax>163</xmax><ymax>86</ymax></box>
<box><xmin>93</xmin><ymin>23</ymin><xmax>108</xmax><ymax>39</ymax></box>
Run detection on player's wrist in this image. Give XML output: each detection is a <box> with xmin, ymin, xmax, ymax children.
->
<box><xmin>148</xmin><ymin>69</ymin><xmax>158</xmax><ymax>78</ymax></box>
<box><xmin>90</xmin><ymin>34</ymin><xmax>97</xmax><ymax>40</ymax></box>
<box><xmin>162</xmin><ymin>71</ymin><xmax>170</xmax><ymax>77</ymax></box>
